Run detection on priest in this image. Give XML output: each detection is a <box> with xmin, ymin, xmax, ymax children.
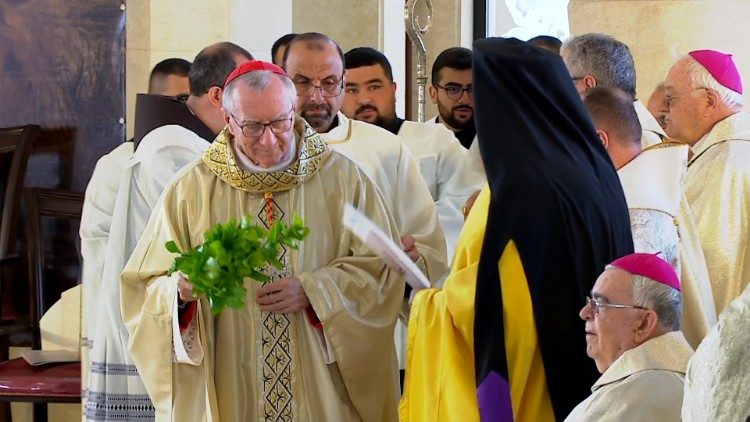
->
<box><xmin>121</xmin><ymin>61</ymin><xmax>403</xmax><ymax>421</ymax></box>
<box><xmin>582</xmin><ymin>86</ymin><xmax>716</xmax><ymax>348</ymax></box>
<box><xmin>664</xmin><ymin>49</ymin><xmax>750</xmax><ymax>314</ymax></box>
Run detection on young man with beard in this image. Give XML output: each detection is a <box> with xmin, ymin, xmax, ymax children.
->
<box><xmin>429</xmin><ymin>47</ymin><xmax>475</xmax><ymax>148</ymax></box>
<box><xmin>341</xmin><ymin>46</ymin><xmax>483</xmax><ymax>262</ymax></box>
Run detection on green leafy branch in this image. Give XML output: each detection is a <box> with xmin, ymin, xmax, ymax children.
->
<box><xmin>165</xmin><ymin>214</ymin><xmax>310</xmax><ymax>314</ymax></box>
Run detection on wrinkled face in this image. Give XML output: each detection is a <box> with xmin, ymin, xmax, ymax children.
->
<box><xmin>223</xmin><ymin>78</ymin><xmax>295</xmax><ymax>168</ymax></box>
<box><xmin>579</xmin><ymin>269</ymin><xmax>642</xmax><ymax>373</ymax></box>
<box><xmin>430</xmin><ymin>68</ymin><xmax>474</xmax><ymax>130</ymax></box>
<box><xmin>646</xmin><ymin>85</ymin><xmax>668</xmax><ymax>130</ymax></box>
<box><xmin>341</xmin><ymin>64</ymin><xmax>397</xmax><ymax>127</ymax></box>
<box><xmin>285</xmin><ymin>43</ymin><xmax>345</xmax><ymax>133</ymax></box>
<box><xmin>664</xmin><ymin>61</ymin><xmax>710</xmax><ymax>145</ymax></box>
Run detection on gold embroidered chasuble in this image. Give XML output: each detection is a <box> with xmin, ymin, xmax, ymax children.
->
<box><xmin>121</xmin><ymin>119</ymin><xmax>403</xmax><ymax>421</ymax></box>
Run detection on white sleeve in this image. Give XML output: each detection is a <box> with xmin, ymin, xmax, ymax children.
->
<box><xmin>170</xmin><ymin>273</ymin><xmax>204</xmax><ymax>365</ymax></box>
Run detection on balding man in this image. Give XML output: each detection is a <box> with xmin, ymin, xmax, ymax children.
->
<box><xmin>664</xmin><ymin>50</ymin><xmax>750</xmax><ymax>315</ymax></box>
<box><xmin>283</xmin><ymin>33</ymin><xmax>447</xmax><ymax>285</ymax></box>
<box><xmin>562</xmin><ymin>33</ymin><xmax>667</xmax><ymax>148</ymax></box>
<box><xmin>81</xmin><ymin>42</ymin><xmax>252</xmax><ymax>420</ymax></box>
<box><xmin>566</xmin><ymin>253</ymin><xmax>693</xmax><ymax>421</ymax></box>
<box><xmin>583</xmin><ymin>87</ymin><xmax>716</xmax><ymax>348</ymax></box>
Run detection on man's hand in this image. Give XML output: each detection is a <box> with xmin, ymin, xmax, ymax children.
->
<box><xmin>462</xmin><ymin>190</ymin><xmax>481</xmax><ymax>220</ymax></box>
<box><xmin>401</xmin><ymin>235</ymin><xmax>420</xmax><ymax>263</ymax></box>
<box><xmin>177</xmin><ymin>274</ymin><xmax>199</xmax><ymax>302</ymax></box>
<box><xmin>256</xmin><ymin>277</ymin><xmax>310</xmax><ymax>314</ymax></box>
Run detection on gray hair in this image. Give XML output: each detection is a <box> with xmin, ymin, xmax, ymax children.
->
<box><xmin>222</xmin><ymin>70</ymin><xmax>296</xmax><ymax>114</ymax></box>
<box><xmin>563</xmin><ymin>33</ymin><xmax>636</xmax><ymax>99</ymax></box>
<box><xmin>678</xmin><ymin>55</ymin><xmax>744</xmax><ymax>112</ymax></box>
<box><xmin>605</xmin><ymin>265</ymin><xmax>682</xmax><ymax>332</ymax></box>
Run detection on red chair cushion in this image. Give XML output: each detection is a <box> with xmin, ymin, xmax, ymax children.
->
<box><xmin>0</xmin><ymin>358</ymin><xmax>80</xmax><ymax>400</ymax></box>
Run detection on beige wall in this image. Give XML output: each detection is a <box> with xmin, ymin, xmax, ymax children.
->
<box><xmin>125</xmin><ymin>1</ymin><xmax>474</xmax><ymax>134</ymax></box>
<box><xmin>570</xmin><ymin>0</ymin><xmax>750</xmax><ymax>104</ymax></box>
<box><xmin>125</xmin><ymin>0</ymin><xmax>293</xmax><ymax>138</ymax></box>
<box><xmin>292</xmin><ymin>0</ymin><xmax>379</xmax><ymax>53</ymax></box>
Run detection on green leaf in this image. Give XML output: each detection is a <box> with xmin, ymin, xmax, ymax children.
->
<box><xmin>165</xmin><ymin>241</ymin><xmax>180</xmax><ymax>254</ymax></box>
<box><xmin>164</xmin><ymin>214</ymin><xmax>310</xmax><ymax>314</ymax></box>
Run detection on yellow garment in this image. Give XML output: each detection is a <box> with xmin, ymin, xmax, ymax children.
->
<box><xmin>400</xmin><ymin>186</ymin><xmax>554</xmax><ymax>421</ymax></box>
<box><xmin>121</xmin><ymin>121</ymin><xmax>403</xmax><ymax>421</ymax></box>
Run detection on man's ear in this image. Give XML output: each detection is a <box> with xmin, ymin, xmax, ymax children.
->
<box><xmin>596</xmin><ymin>129</ymin><xmax>609</xmax><ymax>149</ymax></box>
<box><xmin>428</xmin><ymin>85</ymin><xmax>438</xmax><ymax>104</ymax></box>
<box><xmin>222</xmin><ymin>110</ymin><xmax>234</xmax><ymax>136</ymax></box>
<box><xmin>207</xmin><ymin>86</ymin><xmax>223</xmax><ymax>108</ymax></box>
<box><xmin>634</xmin><ymin>309</ymin><xmax>660</xmax><ymax>344</ymax></box>
<box><xmin>583</xmin><ymin>75</ymin><xmax>597</xmax><ymax>91</ymax></box>
<box><xmin>704</xmin><ymin>88</ymin><xmax>721</xmax><ymax>110</ymax></box>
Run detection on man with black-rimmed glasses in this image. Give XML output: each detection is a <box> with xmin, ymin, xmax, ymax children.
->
<box><xmin>429</xmin><ymin>46</ymin><xmax>475</xmax><ymax>148</ymax></box>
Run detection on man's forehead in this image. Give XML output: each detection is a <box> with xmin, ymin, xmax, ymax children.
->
<box><xmin>595</xmin><ymin>268</ymin><xmax>633</xmax><ymax>292</ymax></box>
<box><xmin>438</xmin><ymin>67</ymin><xmax>472</xmax><ymax>83</ymax></box>
<box><xmin>286</xmin><ymin>44</ymin><xmax>342</xmax><ymax>74</ymax></box>
<box><xmin>345</xmin><ymin>65</ymin><xmax>388</xmax><ymax>84</ymax></box>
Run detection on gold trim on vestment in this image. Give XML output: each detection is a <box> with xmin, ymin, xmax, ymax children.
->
<box><xmin>202</xmin><ymin>118</ymin><xmax>330</xmax><ymax>193</ymax></box>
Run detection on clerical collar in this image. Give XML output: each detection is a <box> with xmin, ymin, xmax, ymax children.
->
<box><xmin>455</xmin><ymin>125</ymin><xmax>476</xmax><ymax>148</ymax></box>
<box><xmin>230</xmin><ymin>135</ymin><xmax>297</xmax><ymax>173</ymax></box>
<box><xmin>434</xmin><ymin>116</ymin><xmax>475</xmax><ymax>148</ymax></box>
<box><xmin>380</xmin><ymin>117</ymin><xmax>405</xmax><ymax>135</ymax></box>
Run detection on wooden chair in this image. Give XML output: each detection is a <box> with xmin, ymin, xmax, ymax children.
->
<box><xmin>0</xmin><ymin>188</ymin><xmax>84</xmax><ymax>421</ymax></box>
<box><xmin>0</xmin><ymin>126</ymin><xmax>39</xmax><ymax>331</ymax></box>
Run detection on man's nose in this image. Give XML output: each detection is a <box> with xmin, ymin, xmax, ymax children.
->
<box><xmin>310</xmin><ymin>86</ymin><xmax>326</xmax><ymax>103</ymax></box>
<box><xmin>457</xmin><ymin>90</ymin><xmax>472</xmax><ymax>104</ymax></box>
<box><xmin>258</xmin><ymin>128</ymin><xmax>278</xmax><ymax>147</ymax></box>
<box><xmin>579</xmin><ymin>302</ymin><xmax>592</xmax><ymax>321</ymax></box>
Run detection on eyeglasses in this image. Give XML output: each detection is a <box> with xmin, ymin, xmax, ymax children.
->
<box><xmin>294</xmin><ymin>77</ymin><xmax>344</xmax><ymax>98</ymax></box>
<box><xmin>664</xmin><ymin>87</ymin><xmax>708</xmax><ymax>107</ymax></box>
<box><xmin>434</xmin><ymin>83</ymin><xmax>472</xmax><ymax>101</ymax></box>
<box><xmin>229</xmin><ymin>107</ymin><xmax>294</xmax><ymax>138</ymax></box>
<box><xmin>585</xmin><ymin>296</ymin><xmax>647</xmax><ymax>315</ymax></box>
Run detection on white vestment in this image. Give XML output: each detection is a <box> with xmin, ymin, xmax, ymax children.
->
<box><xmin>321</xmin><ymin>113</ymin><xmax>449</xmax><ymax>371</ymax></box>
<box><xmin>564</xmin><ymin>332</ymin><xmax>692</xmax><ymax>422</ymax></box>
<box><xmin>617</xmin><ymin>143</ymin><xmax>716</xmax><ymax>348</ymax></box>
<box><xmin>685</xmin><ymin>111</ymin><xmax>750</xmax><ymax>315</ymax></box>
<box><xmin>81</xmin><ymin>141</ymin><xmax>133</xmax><ymax>387</ymax></box>
<box><xmin>82</xmin><ymin>125</ymin><xmax>209</xmax><ymax>420</ymax></box>
<box><xmin>634</xmin><ymin>99</ymin><xmax>667</xmax><ymax>148</ymax></box>
<box><xmin>397</xmin><ymin>120</ymin><xmax>484</xmax><ymax>262</ymax></box>
<box><xmin>683</xmin><ymin>283</ymin><xmax>750</xmax><ymax>421</ymax></box>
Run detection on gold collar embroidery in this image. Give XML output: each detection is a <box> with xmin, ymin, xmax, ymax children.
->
<box><xmin>202</xmin><ymin>118</ymin><xmax>330</xmax><ymax>193</ymax></box>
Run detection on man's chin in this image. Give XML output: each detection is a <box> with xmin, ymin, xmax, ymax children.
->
<box><xmin>303</xmin><ymin>114</ymin><xmax>332</xmax><ymax>132</ymax></box>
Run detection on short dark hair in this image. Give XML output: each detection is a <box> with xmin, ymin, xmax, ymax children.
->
<box><xmin>148</xmin><ymin>58</ymin><xmax>191</xmax><ymax>94</ymax></box>
<box><xmin>431</xmin><ymin>47</ymin><xmax>472</xmax><ymax>85</ymax></box>
<box><xmin>282</xmin><ymin>32</ymin><xmax>344</xmax><ymax>70</ymax></box>
<box><xmin>343</xmin><ymin>47</ymin><xmax>393</xmax><ymax>81</ymax></box>
<box><xmin>528</xmin><ymin>35</ymin><xmax>562</xmax><ymax>54</ymax></box>
<box><xmin>271</xmin><ymin>33</ymin><xmax>298</xmax><ymax>62</ymax></box>
<box><xmin>583</xmin><ymin>86</ymin><xmax>642</xmax><ymax>146</ymax></box>
<box><xmin>189</xmin><ymin>42</ymin><xmax>253</xmax><ymax>96</ymax></box>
